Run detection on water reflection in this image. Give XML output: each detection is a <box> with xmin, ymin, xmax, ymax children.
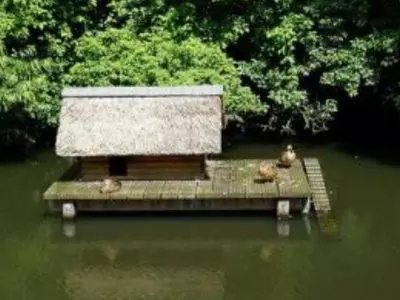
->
<box><xmin>62</xmin><ymin>215</ymin><xmax>319</xmax><ymax>240</ymax></box>
<box><xmin>303</xmin><ymin>216</ymin><xmax>312</xmax><ymax>236</ymax></box>
<box><xmin>62</xmin><ymin>221</ymin><xmax>76</xmax><ymax>238</ymax></box>
<box><xmin>52</xmin><ymin>217</ymin><xmax>317</xmax><ymax>300</ymax></box>
<box><xmin>277</xmin><ymin>220</ymin><xmax>290</xmax><ymax>237</ymax></box>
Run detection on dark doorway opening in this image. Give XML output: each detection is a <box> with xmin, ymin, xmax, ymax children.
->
<box><xmin>109</xmin><ymin>157</ymin><xmax>127</xmax><ymax>176</ymax></box>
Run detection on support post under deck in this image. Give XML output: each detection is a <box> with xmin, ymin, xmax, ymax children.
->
<box><xmin>276</xmin><ymin>200</ymin><xmax>290</xmax><ymax>220</ymax></box>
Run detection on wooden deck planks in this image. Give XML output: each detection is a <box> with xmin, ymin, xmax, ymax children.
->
<box><xmin>245</xmin><ymin>159</ymin><xmax>279</xmax><ymax>198</ymax></box>
<box><xmin>211</xmin><ymin>161</ymin><xmax>231</xmax><ymax>199</ymax></box>
<box><xmin>178</xmin><ymin>181</ymin><xmax>198</xmax><ymax>200</ymax></box>
<box><xmin>228</xmin><ymin>160</ymin><xmax>247</xmax><ymax>198</ymax></box>
<box><xmin>161</xmin><ymin>180</ymin><xmax>182</xmax><ymax>200</ymax></box>
<box><xmin>46</xmin><ymin>182</ymin><xmax>79</xmax><ymax>200</ymax></box>
<box><xmin>196</xmin><ymin>180</ymin><xmax>214</xmax><ymax>199</ymax></box>
<box><xmin>43</xmin><ymin>159</ymin><xmax>311</xmax><ymax>202</ymax></box>
<box><xmin>143</xmin><ymin>181</ymin><xmax>165</xmax><ymax>200</ymax></box>
<box><xmin>123</xmin><ymin>181</ymin><xmax>149</xmax><ymax>200</ymax></box>
<box><xmin>277</xmin><ymin>160</ymin><xmax>311</xmax><ymax>198</ymax></box>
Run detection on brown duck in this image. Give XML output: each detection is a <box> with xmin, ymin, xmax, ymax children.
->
<box><xmin>278</xmin><ymin>144</ymin><xmax>297</xmax><ymax>168</ymax></box>
<box><xmin>258</xmin><ymin>162</ymin><xmax>278</xmax><ymax>182</ymax></box>
<box><xmin>99</xmin><ymin>178</ymin><xmax>122</xmax><ymax>194</ymax></box>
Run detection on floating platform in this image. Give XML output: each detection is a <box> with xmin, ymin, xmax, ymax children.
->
<box><xmin>43</xmin><ymin>159</ymin><xmax>312</xmax><ymax>214</ymax></box>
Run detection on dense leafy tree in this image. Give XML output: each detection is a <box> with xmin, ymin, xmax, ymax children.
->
<box><xmin>63</xmin><ymin>28</ymin><xmax>265</xmax><ymax>119</ymax></box>
<box><xmin>0</xmin><ymin>0</ymin><xmax>399</xmax><ymax>150</ymax></box>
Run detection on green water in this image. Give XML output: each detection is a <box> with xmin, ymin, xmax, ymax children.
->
<box><xmin>1</xmin><ymin>143</ymin><xmax>400</xmax><ymax>300</ymax></box>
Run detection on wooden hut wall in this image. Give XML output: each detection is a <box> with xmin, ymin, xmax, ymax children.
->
<box><xmin>80</xmin><ymin>157</ymin><xmax>109</xmax><ymax>180</ymax></box>
<box><xmin>79</xmin><ymin>155</ymin><xmax>206</xmax><ymax>180</ymax></box>
<box><xmin>126</xmin><ymin>155</ymin><xmax>206</xmax><ymax>180</ymax></box>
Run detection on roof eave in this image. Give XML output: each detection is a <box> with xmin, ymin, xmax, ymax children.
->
<box><xmin>62</xmin><ymin>85</ymin><xmax>224</xmax><ymax>98</ymax></box>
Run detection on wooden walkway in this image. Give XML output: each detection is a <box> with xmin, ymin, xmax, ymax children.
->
<box><xmin>303</xmin><ymin>158</ymin><xmax>339</xmax><ymax>237</ymax></box>
<box><xmin>44</xmin><ymin>159</ymin><xmax>311</xmax><ymax>201</ymax></box>
<box><xmin>43</xmin><ymin>157</ymin><xmax>339</xmax><ymax>237</ymax></box>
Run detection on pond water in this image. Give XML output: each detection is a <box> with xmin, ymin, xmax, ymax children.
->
<box><xmin>1</xmin><ymin>143</ymin><xmax>400</xmax><ymax>300</ymax></box>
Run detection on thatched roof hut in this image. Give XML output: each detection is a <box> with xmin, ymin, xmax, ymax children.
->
<box><xmin>55</xmin><ymin>85</ymin><xmax>225</xmax><ymax>180</ymax></box>
<box><xmin>55</xmin><ymin>85</ymin><xmax>224</xmax><ymax>157</ymax></box>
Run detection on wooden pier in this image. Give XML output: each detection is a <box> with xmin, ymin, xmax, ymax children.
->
<box><xmin>303</xmin><ymin>158</ymin><xmax>339</xmax><ymax>238</ymax></box>
<box><xmin>43</xmin><ymin>158</ymin><xmax>312</xmax><ymax>214</ymax></box>
<box><xmin>43</xmin><ymin>156</ymin><xmax>338</xmax><ymax>237</ymax></box>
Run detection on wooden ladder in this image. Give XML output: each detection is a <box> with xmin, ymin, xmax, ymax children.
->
<box><xmin>303</xmin><ymin>158</ymin><xmax>339</xmax><ymax>238</ymax></box>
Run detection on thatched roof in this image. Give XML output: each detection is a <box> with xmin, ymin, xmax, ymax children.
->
<box><xmin>55</xmin><ymin>85</ymin><xmax>224</xmax><ymax>157</ymax></box>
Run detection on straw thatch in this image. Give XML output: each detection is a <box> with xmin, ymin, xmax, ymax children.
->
<box><xmin>55</xmin><ymin>85</ymin><xmax>223</xmax><ymax>157</ymax></box>
<box><xmin>62</xmin><ymin>85</ymin><xmax>223</xmax><ymax>97</ymax></box>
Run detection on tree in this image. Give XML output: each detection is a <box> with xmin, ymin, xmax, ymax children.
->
<box><xmin>1</xmin><ymin>0</ymin><xmax>400</xmax><ymax>150</ymax></box>
<box><xmin>63</xmin><ymin>27</ymin><xmax>266</xmax><ymax>121</ymax></box>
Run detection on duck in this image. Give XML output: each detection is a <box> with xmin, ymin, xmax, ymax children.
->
<box><xmin>278</xmin><ymin>144</ymin><xmax>297</xmax><ymax>168</ymax></box>
<box><xmin>258</xmin><ymin>162</ymin><xmax>278</xmax><ymax>182</ymax></box>
<box><xmin>99</xmin><ymin>178</ymin><xmax>122</xmax><ymax>194</ymax></box>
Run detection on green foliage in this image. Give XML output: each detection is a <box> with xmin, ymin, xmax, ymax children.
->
<box><xmin>0</xmin><ymin>0</ymin><xmax>96</xmax><ymax>149</ymax></box>
<box><xmin>0</xmin><ymin>49</ymin><xmax>60</xmax><ymax>148</ymax></box>
<box><xmin>63</xmin><ymin>28</ymin><xmax>265</xmax><ymax>118</ymax></box>
<box><xmin>1</xmin><ymin>0</ymin><xmax>400</xmax><ymax>149</ymax></box>
<box><xmin>238</xmin><ymin>2</ymin><xmax>400</xmax><ymax>133</ymax></box>
<box><xmin>108</xmin><ymin>0</ymin><xmax>250</xmax><ymax>47</ymax></box>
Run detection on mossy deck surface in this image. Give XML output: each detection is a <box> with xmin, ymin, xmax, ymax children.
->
<box><xmin>43</xmin><ymin>159</ymin><xmax>311</xmax><ymax>201</ymax></box>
